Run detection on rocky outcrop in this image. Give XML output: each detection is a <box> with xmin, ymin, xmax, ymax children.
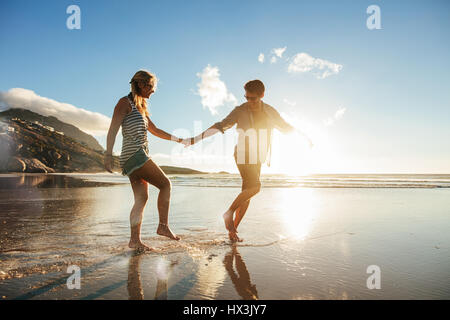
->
<box><xmin>0</xmin><ymin>117</ymin><xmax>119</xmax><ymax>173</ymax></box>
<box><xmin>0</xmin><ymin>108</ymin><xmax>104</xmax><ymax>151</ymax></box>
<box><xmin>0</xmin><ymin>109</ymin><xmax>206</xmax><ymax>175</ymax></box>
<box><xmin>3</xmin><ymin>156</ymin><xmax>55</xmax><ymax>173</ymax></box>
<box><xmin>4</xmin><ymin>156</ymin><xmax>26</xmax><ymax>172</ymax></box>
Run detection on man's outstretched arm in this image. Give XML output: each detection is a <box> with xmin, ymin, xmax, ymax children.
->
<box><xmin>269</xmin><ymin>107</ymin><xmax>295</xmax><ymax>133</ymax></box>
<box><xmin>187</xmin><ymin>106</ymin><xmax>240</xmax><ymax>145</ymax></box>
<box><xmin>270</xmin><ymin>107</ymin><xmax>313</xmax><ymax>147</ymax></box>
<box><xmin>191</xmin><ymin>124</ymin><xmax>222</xmax><ymax>143</ymax></box>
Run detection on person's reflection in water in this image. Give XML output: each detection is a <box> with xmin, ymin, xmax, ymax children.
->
<box><xmin>127</xmin><ymin>252</ymin><xmax>178</xmax><ymax>300</ymax></box>
<box><xmin>223</xmin><ymin>245</ymin><xmax>259</xmax><ymax>300</ymax></box>
<box><xmin>127</xmin><ymin>252</ymin><xmax>144</xmax><ymax>300</ymax></box>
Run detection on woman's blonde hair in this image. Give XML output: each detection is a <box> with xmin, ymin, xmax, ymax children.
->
<box><xmin>129</xmin><ymin>70</ymin><xmax>158</xmax><ymax>118</ymax></box>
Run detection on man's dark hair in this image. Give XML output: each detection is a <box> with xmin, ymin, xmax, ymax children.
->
<box><xmin>244</xmin><ymin>80</ymin><xmax>265</xmax><ymax>95</ymax></box>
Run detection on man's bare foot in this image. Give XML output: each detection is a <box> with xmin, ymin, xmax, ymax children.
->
<box><xmin>157</xmin><ymin>223</ymin><xmax>180</xmax><ymax>240</ymax></box>
<box><xmin>223</xmin><ymin>209</ymin><xmax>236</xmax><ymax>232</ymax></box>
<box><xmin>228</xmin><ymin>231</ymin><xmax>243</xmax><ymax>242</ymax></box>
<box><xmin>129</xmin><ymin>240</ymin><xmax>154</xmax><ymax>252</ymax></box>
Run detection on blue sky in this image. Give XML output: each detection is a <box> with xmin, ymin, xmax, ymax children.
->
<box><xmin>1</xmin><ymin>0</ymin><xmax>449</xmax><ymax>173</ymax></box>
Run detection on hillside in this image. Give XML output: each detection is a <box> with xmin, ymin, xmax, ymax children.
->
<box><xmin>0</xmin><ymin>108</ymin><xmax>206</xmax><ymax>174</ymax></box>
<box><xmin>0</xmin><ymin>116</ymin><xmax>114</xmax><ymax>173</ymax></box>
<box><xmin>0</xmin><ymin>108</ymin><xmax>103</xmax><ymax>151</ymax></box>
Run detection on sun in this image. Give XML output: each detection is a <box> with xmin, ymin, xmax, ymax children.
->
<box><xmin>266</xmin><ymin>114</ymin><xmax>339</xmax><ymax>176</ymax></box>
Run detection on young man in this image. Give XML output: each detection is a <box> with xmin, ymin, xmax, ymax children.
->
<box><xmin>187</xmin><ymin>80</ymin><xmax>311</xmax><ymax>242</ymax></box>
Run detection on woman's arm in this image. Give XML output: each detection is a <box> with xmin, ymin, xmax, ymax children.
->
<box><xmin>104</xmin><ymin>97</ymin><xmax>129</xmax><ymax>172</ymax></box>
<box><xmin>146</xmin><ymin>116</ymin><xmax>183</xmax><ymax>143</ymax></box>
<box><xmin>106</xmin><ymin>97</ymin><xmax>129</xmax><ymax>154</ymax></box>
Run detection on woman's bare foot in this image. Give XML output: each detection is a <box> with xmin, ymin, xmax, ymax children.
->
<box><xmin>157</xmin><ymin>223</ymin><xmax>180</xmax><ymax>240</ymax></box>
<box><xmin>228</xmin><ymin>231</ymin><xmax>243</xmax><ymax>242</ymax></box>
<box><xmin>223</xmin><ymin>209</ymin><xmax>236</xmax><ymax>232</ymax></box>
<box><xmin>129</xmin><ymin>240</ymin><xmax>154</xmax><ymax>252</ymax></box>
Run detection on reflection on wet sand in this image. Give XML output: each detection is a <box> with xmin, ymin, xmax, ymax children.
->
<box><xmin>127</xmin><ymin>252</ymin><xmax>144</xmax><ymax>300</ymax></box>
<box><xmin>223</xmin><ymin>246</ymin><xmax>258</xmax><ymax>300</ymax></box>
<box><xmin>127</xmin><ymin>252</ymin><xmax>178</xmax><ymax>300</ymax></box>
<box><xmin>0</xmin><ymin>174</ymin><xmax>45</xmax><ymax>188</ymax></box>
<box><xmin>0</xmin><ymin>174</ymin><xmax>130</xmax><ymax>281</ymax></box>
<box><xmin>0</xmin><ymin>174</ymin><xmax>118</xmax><ymax>189</ymax></box>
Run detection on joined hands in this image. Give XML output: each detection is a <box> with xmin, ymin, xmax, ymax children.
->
<box><xmin>180</xmin><ymin>137</ymin><xmax>197</xmax><ymax>148</ymax></box>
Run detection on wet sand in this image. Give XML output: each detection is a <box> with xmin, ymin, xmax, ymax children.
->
<box><xmin>0</xmin><ymin>173</ymin><xmax>449</xmax><ymax>299</ymax></box>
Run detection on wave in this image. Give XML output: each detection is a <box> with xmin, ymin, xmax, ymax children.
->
<box><xmin>169</xmin><ymin>174</ymin><xmax>450</xmax><ymax>189</ymax></box>
<box><xmin>2</xmin><ymin>173</ymin><xmax>450</xmax><ymax>189</ymax></box>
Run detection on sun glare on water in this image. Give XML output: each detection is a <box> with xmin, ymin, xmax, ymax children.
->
<box><xmin>278</xmin><ymin>188</ymin><xmax>318</xmax><ymax>240</ymax></box>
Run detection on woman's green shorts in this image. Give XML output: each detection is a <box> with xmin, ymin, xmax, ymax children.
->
<box><xmin>121</xmin><ymin>146</ymin><xmax>151</xmax><ymax>176</ymax></box>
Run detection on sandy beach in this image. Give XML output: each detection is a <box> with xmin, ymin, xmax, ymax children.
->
<box><xmin>0</xmin><ymin>173</ymin><xmax>449</xmax><ymax>299</ymax></box>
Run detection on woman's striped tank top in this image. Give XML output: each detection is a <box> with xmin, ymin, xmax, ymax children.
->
<box><xmin>119</xmin><ymin>93</ymin><xmax>149</xmax><ymax>168</ymax></box>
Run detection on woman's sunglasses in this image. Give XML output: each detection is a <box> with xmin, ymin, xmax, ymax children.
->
<box><xmin>142</xmin><ymin>83</ymin><xmax>154</xmax><ymax>90</ymax></box>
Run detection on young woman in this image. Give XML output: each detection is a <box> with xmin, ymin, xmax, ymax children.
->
<box><xmin>104</xmin><ymin>70</ymin><xmax>188</xmax><ymax>252</ymax></box>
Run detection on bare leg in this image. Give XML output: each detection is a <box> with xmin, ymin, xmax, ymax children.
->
<box><xmin>133</xmin><ymin>158</ymin><xmax>180</xmax><ymax>240</ymax></box>
<box><xmin>234</xmin><ymin>199</ymin><xmax>250</xmax><ymax>230</ymax></box>
<box><xmin>223</xmin><ymin>186</ymin><xmax>260</xmax><ymax>233</ymax></box>
<box><xmin>228</xmin><ymin>199</ymin><xmax>251</xmax><ymax>242</ymax></box>
<box><xmin>127</xmin><ymin>175</ymin><xmax>153</xmax><ymax>252</ymax></box>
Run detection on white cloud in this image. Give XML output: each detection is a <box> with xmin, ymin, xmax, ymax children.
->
<box><xmin>283</xmin><ymin>98</ymin><xmax>297</xmax><ymax>107</ymax></box>
<box><xmin>258</xmin><ymin>53</ymin><xmax>265</xmax><ymax>63</ymax></box>
<box><xmin>334</xmin><ymin>107</ymin><xmax>346</xmax><ymax>119</ymax></box>
<box><xmin>0</xmin><ymin>88</ymin><xmax>111</xmax><ymax>135</ymax></box>
<box><xmin>288</xmin><ymin>53</ymin><xmax>343</xmax><ymax>79</ymax></box>
<box><xmin>272</xmin><ymin>46</ymin><xmax>287</xmax><ymax>58</ymax></box>
<box><xmin>196</xmin><ymin>65</ymin><xmax>237</xmax><ymax>115</ymax></box>
<box><xmin>324</xmin><ymin>107</ymin><xmax>347</xmax><ymax>126</ymax></box>
<box><xmin>268</xmin><ymin>46</ymin><xmax>287</xmax><ymax>64</ymax></box>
